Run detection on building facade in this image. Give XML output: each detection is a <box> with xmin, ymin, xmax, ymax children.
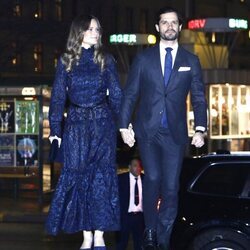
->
<box><xmin>0</xmin><ymin>0</ymin><xmax>250</xmax><ymax>154</ymax></box>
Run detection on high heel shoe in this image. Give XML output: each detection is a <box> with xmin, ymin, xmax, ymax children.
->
<box><xmin>93</xmin><ymin>247</ymin><xmax>106</xmax><ymax>250</ymax></box>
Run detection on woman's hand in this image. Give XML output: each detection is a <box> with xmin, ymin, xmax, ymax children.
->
<box><xmin>120</xmin><ymin>123</ymin><xmax>135</xmax><ymax>147</ymax></box>
<box><xmin>49</xmin><ymin>135</ymin><xmax>62</xmax><ymax>148</ymax></box>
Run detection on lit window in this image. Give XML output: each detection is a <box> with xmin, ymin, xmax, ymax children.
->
<box><xmin>34</xmin><ymin>44</ymin><xmax>43</xmax><ymax>72</ymax></box>
<box><xmin>209</xmin><ymin>84</ymin><xmax>250</xmax><ymax>138</ymax></box>
<box><xmin>54</xmin><ymin>49</ymin><xmax>61</xmax><ymax>67</ymax></box>
<box><xmin>13</xmin><ymin>2</ymin><xmax>21</xmax><ymax>17</ymax></box>
<box><xmin>34</xmin><ymin>1</ymin><xmax>43</xmax><ymax>19</ymax></box>
<box><xmin>187</xmin><ymin>84</ymin><xmax>250</xmax><ymax>139</ymax></box>
<box><xmin>11</xmin><ymin>42</ymin><xmax>21</xmax><ymax>68</ymax></box>
<box><xmin>55</xmin><ymin>0</ymin><xmax>62</xmax><ymax>21</ymax></box>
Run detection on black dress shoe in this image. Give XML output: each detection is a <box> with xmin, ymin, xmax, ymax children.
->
<box><xmin>142</xmin><ymin>229</ymin><xmax>157</xmax><ymax>250</ymax></box>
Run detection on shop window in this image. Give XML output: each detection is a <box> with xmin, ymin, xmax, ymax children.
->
<box><xmin>34</xmin><ymin>44</ymin><xmax>43</xmax><ymax>72</ymax></box>
<box><xmin>187</xmin><ymin>84</ymin><xmax>250</xmax><ymax>139</ymax></box>
<box><xmin>0</xmin><ymin>96</ymin><xmax>40</xmax><ymax>167</ymax></box>
<box><xmin>209</xmin><ymin>84</ymin><xmax>250</xmax><ymax>138</ymax></box>
<box><xmin>191</xmin><ymin>163</ymin><xmax>249</xmax><ymax>198</ymax></box>
<box><xmin>55</xmin><ymin>0</ymin><xmax>62</xmax><ymax>21</ymax></box>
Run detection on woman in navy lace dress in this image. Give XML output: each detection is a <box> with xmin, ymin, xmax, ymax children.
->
<box><xmin>45</xmin><ymin>15</ymin><xmax>122</xmax><ymax>250</ymax></box>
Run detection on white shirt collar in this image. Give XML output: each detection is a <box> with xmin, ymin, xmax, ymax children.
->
<box><xmin>129</xmin><ymin>172</ymin><xmax>140</xmax><ymax>181</ymax></box>
<box><xmin>159</xmin><ymin>41</ymin><xmax>179</xmax><ymax>51</ymax></box>
<box><xmin>159</xmin><ymin>41</ymin><xmax>179</xmax><ymax>74</ymax></box>
<box><xmin>159</xmin><ymin>41</ymin><xmax>178</xmax><ymax>56</ymax></box>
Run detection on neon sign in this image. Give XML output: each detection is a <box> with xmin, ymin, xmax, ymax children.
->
<box><xmin>188</xmin><ymin>19</ymin><xmax>206</xmax><ymax>30</ymax></box>
<box><xmin>229</xmin><ymin>19</ymin><xmax>248</xmax><ymax>29</ymax></box>
<box><xmin>110</xmin><ymin>34</ymin><xmax>136</xmax><ymax>44</ymax></box>
<box><xmin>109</xmin><ymin>34</ymin><xmax>156</xmax><ymax>45</ymax></box>
<box><xmin>187</xmin><ymin>18</ymin><xmax>248</xmax><ymax>32</ymax></box>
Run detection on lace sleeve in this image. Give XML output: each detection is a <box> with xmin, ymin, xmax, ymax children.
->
<box><xmin>49</xmin><ymin>58</ymin><xmax>68</xmax><ymax>137</ymax></box>
<box><xmin>105</xmin><ymin>55</ymin><xmax>122</xmax><ymax>118</ymax></box>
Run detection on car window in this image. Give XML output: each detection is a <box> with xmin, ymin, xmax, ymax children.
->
<box><xmin>190</xmin><ymin>163</ymin><xmax>250</xmax><ymax>198</ymax></box>
<box><xmin>241</xmin><ymin>172</ymin><xmax>250</xmax><ymax>198</ymax></box>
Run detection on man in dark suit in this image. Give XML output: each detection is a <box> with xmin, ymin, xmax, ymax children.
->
<box><xmin>116</xmin><ymin>158</ymin><xmax>145</xmax><ymax>250</ymax></box>
<box><xmin>119</xmin><ymin>6</ymin><xmax>207</xmax><ymax>250</ymax></box>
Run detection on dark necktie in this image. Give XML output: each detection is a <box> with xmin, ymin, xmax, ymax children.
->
<box><xmin>134</xmin><ymin>177</ymin><xmax>139</xmax><ymax>206</ymax></box>
<box><xmin>164</xmin><ymin>47</ymin><xmax>173</xmax><ymax>85</ymax></box>
<box><xmin>161</xmin><ymin>47</ymin><xmax>173</xmax><ymax>127</ymax></box>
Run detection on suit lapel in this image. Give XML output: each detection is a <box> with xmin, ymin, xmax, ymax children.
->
<box><xmin>126</xmin><ymin>173</ymin><xmax>130</xmax><ymax>204</ymax></box>
<box><xmin>165</xmin><ymin>46</ymin><xmax>183</xmax><ymax>93</ymax></box>
<box><xmin>151</xmin><ymin>45</ymin><xmax>165</xmax><ymax>91</ymax></box>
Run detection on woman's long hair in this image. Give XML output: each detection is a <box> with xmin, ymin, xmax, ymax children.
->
<box><xmin>61</xmin><ymin>15</ymin><xmax>105</xmax><ymax>71</ymax></box>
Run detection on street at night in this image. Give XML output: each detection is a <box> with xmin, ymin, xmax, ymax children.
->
<box><xmin>0</xmin><ymin>223</ymin><xmax>119</xmax><ymax>250</ymax></box>
<box><xmin>1</xmin><ymin>1</ymin><xmax>250</xmax><ymax>250</ymax></box>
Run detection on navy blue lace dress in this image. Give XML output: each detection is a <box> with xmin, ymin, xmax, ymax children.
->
<box><xmin>45</xmin><ymin>47</ymin><xmax>122</xmax><ymax>235</ymax></box>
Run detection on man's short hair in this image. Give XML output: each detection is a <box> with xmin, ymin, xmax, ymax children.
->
<box><xmin>155</xmin><ymin>6</ymin><xmax>183</xmax><ymax>26</ymax></box>
<box><xmin>129</xmin><ymin>157</ymin><xmax>141</xmax><ymax>165</ymax></box>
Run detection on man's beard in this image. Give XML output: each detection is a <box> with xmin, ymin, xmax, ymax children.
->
<box><xmin>160</xmin><ymin>29</ymin><xmax>179</xmax><ymax>41</ymax></box>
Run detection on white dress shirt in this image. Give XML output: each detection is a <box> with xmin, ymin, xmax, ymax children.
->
<box><xmin>128</xmin><ymin>173</ymin><xmax>143</xmax><ymax>212</ymax></box>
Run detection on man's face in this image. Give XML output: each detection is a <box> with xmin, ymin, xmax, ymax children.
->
<box><xmin>129</xmin><ymin>159</ymin><xmax>142</xmax><ymax>177</ymax></box>
<box><xmin>155</xmin><ymin>12</ymin><xmax>182</xmax><ymax>41</ymax></box>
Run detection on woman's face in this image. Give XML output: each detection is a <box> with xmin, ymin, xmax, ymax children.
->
<box><xmin>82</xmin><ymin>18</ymin><xmax>101</xmax><ymax>48</ymax></box>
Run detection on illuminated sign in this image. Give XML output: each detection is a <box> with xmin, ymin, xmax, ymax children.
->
<box><xmin>188</xmin><ymin>18</ymin><xmax>248</xmax><ymax>32</ymax></box>
<box><xmin>188</xmin><ymin>19</ymin><xmax>206</xmax><ymax>29</ymax></box>
<box><xmin>229</xmin><ymin>19</ymin><xmax>248</xmax><ymax>29</ymax></box>
<box><xmin>109</xmin><ymin>34</ymin><xmax>156</xmax><ymax>45</ymax></box>
<box><xmin>147</xmin><ymin>34</ymin><xmax>156</xmax><ymax>44</ymax></box>
<box><xmin>110</xmin><ymin>34</ymin><xmax>136</xmax><ymax>44</ymax></box>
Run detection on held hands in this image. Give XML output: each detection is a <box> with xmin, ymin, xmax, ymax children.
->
<box><xmin>120</xmin><ymin>123</ymin><xmax>135</xmax><ymax>147</ymax></box>
<box><xmin>191</xmin><ymin>131</ymin><xmax>205</xmax><ymax>148</ymax></box>
<box><xmin>49</xmin><ymin>135</ymin><xmax>62</xmax><ymax>148</ymax></box>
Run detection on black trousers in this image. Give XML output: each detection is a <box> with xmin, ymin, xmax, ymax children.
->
<box><xmin>137</xmin><ymin>127</ymin><xmax>185</xmax><ymax>247</ymax></box>
<box><xmin>116</xmin><ymin>212</ymin><xmax>145</xmax><ymax>250</ymax></box>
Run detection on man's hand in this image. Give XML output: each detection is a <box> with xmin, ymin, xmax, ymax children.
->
<box><xmin>191</xmin><ymin>132</ymin><xmax>205</xmax><ymax>148</ymax></box>
<box><xmin>120</xmin><ymin>123</ymin><xmax>135</xmax><ymax>147</ymax></box>
<box><xmin>49</xmin><ymin>135</ymin><xmax>62</xmax><ymax>148</ymax></box>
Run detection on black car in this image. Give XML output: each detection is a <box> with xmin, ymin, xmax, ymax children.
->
<box><xmin>171</xmin><ymin>151</ymin><xmax>250</xmax><ymax>250</ymax></box>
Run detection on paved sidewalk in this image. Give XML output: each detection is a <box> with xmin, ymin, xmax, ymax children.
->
<box><xmin>0</xmin><ymin>193</ymin><xmax>131</xmax><ymax>250</ymax></box>
<box><xmin>0</xmin><ymin>167</ymin><xmax>129</xmax><ymax>223</ymax></box>
<box><xmin>0</xmin><ymin>193</ymin><xmax>49</xmax><ymax>223</ymax></box>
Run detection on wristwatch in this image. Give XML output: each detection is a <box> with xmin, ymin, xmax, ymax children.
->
<box><xmin>195</xmin><ymin>130</ymin><xmax>204</xmax><ymax>134</ymax></box>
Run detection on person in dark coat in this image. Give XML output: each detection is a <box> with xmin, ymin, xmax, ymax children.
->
<box><xmin>116</xmin><ymin>158</ymin><xmax>145</xmax><ymax>250</ymax></box>
<box><xmin>119</xmin><ymin>6</ymin><xmax>207</xmax><ymax>250</ymax></box>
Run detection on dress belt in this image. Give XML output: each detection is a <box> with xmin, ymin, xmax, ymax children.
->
<box><xmin>70</xmin><ymin>101</ymin><xmax>106</xmax><ymax>109</ymax></box>
<box><xmin>69</xmin><ymin>102</ymin><xmax>108</xmax><ymax>120</ymax></box>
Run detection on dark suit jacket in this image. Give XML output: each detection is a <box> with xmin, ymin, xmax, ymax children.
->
<box><xmin>118</xmin><ymin>172</ymin><xmax>144</xmax><ymax>228</ymax></box>
<box><xmin>119</xmin><ymin>44</ymin><xmax>207</xmax><ymax>144</ymax></box>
